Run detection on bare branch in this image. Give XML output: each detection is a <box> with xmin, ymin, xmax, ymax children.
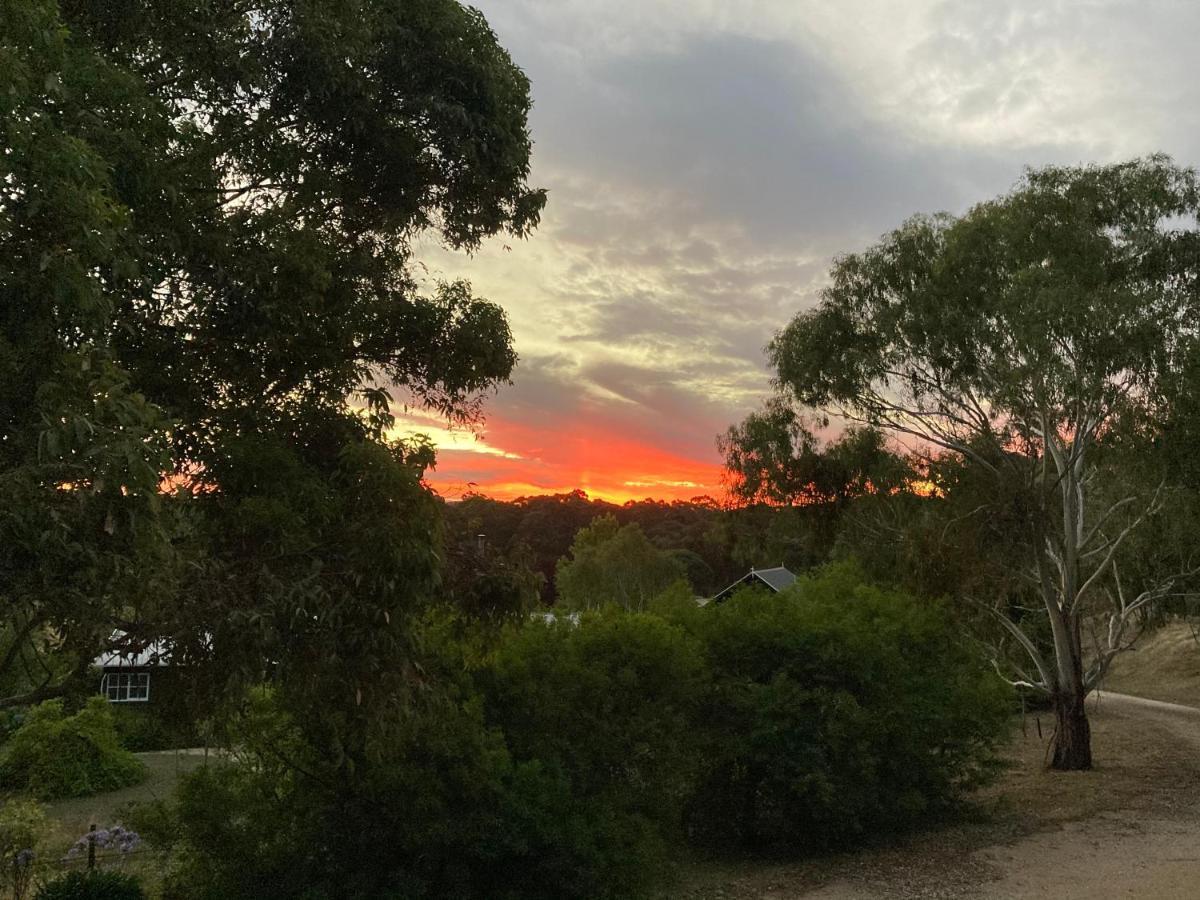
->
<box><xmin>969</xmin><ymin>596</ymin><xmax>1056</xmax><ymax>689</ymax></box>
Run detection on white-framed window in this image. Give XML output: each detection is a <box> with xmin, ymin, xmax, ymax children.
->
<box><xmin>100</xmin><ymin>672</ymin><xmax>151</xmax><ymax>703</ymax></box>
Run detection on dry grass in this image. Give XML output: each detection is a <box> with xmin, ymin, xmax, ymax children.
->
<box><xmin>1100</xmin><ymin>622</ymin><xmax>1200</xmax><ymax>707</ymax></box>
<box><xmin>990</xmin><ymin>695</ymin><xmax>1200</xmax><ymax>825</ymax></box>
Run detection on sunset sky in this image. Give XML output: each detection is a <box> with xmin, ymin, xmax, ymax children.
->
<box><xmin>397</xmin><ymin>0</ymin><xmax>1200</xmax><ymax>503</ymax></box>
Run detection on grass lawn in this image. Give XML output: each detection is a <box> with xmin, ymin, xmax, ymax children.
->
<box><xmin>8</xmin><ymin>749</ymin><xmax>213</xmax><ymax>896</ymax></box>
<box><xmin>39</xmin><ymin>749</ymin><xmax>211</xmax><ymax>847</ymax></box>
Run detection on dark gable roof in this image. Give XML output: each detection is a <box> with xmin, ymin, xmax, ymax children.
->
<box><xmin>711</xmin><ymin>566</ymin><xmax>797</xmax><ymax>602</ymax></box>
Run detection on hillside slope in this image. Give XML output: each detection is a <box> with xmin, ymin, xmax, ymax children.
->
<box><xmin>1100</xmin><ymin>623</ymin><xmax>1200</xmax><ymax>707</ymax></box>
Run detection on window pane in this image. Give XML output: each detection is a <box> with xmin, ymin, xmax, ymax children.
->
<box><xmin>102</xmin><ymin>670</ymin><xmax>151</xmax><ymax>702</ymax></box>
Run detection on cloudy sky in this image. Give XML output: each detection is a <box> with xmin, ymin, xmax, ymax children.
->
<box><xmin>399</xmin><ymin>0</ymin><xmax>1200</xmax><ymax>503</ymax></box>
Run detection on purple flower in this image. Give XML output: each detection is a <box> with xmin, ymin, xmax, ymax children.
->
<box><xmin>66</xmin><ymin>824</ymin><xmax>141</xmax><ymax>859</ymax></box>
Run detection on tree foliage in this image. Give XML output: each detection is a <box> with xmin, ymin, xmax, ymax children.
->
<box><xmin>1</xmin><ymin>0</ymin><xmax>543</xmax><ymax>733</ymax></box>
<box><xmin>445</xmin><ymin>491</ymin><xmax>740</xmax><ymax>600</ymax></box>
<box><xmin>769</xmin><ymin>156</ymin><xmax>1200</xmax><ymax>768</ymax></box>
<box><xmin>720</xmin><ymin>399</ymin><xmax>908</xmax><ymax>507</ymax></box>
<box><xmin>555</xmin><ymin>515</ymin><xmax>689</xmax><ymax>611</ymax></box>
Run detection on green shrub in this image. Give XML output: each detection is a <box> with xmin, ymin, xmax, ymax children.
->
<box><xmin>675</xmin><ymin>562</ymin><xmax>1012</xmax><ymax>850</ymax></box>
<box><xmin>0</xmin><ymin>698</ymin><xmax>146</xmax><ymax>799</ymax></box>
<box><xmin>156</xmin><ymin>692</ymin><xmax>521</xmax><ymax>900</ymax></box>
<box><xmin>146</xmin><ymin>569</ymin><xmax>1010</xmax><ymax>896</ymax></box>
<box><xmin>153</xmin><ymin>613</ymin><xmax>706</xmax><ymax>900</ymax></box>
<box><xmin>479</xmin><ymin>610</ymin><xmax>707</xmax><ymax>897</ymax></box>
<box><xmin>35</xmin><ymin>871</ymin><xmax>145</xmax><ymax>900</ymax></box>
<box><xmin>110</xmin><ymin>706</ymin><xmax>197</xmax><ymax>753</ymax></box>
<box><xmin>0</xmin><ymin>798</ymin><xmax>46</xmax><ymax>899</ymax></box>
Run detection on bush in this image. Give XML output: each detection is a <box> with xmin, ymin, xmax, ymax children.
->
<box><xmin>478</xmin><ymin>610</ymin><xmax>707</xmax><ymax>897</ymax></box>
<box><xmin>0</xmin><ymin>698</ymin><xmax>146</xmax><ymax>799</ymax></box>
<box><xmin>110</xmin><ymin>706</ymin><xmax>198</xmax><ymax>753</ymax></box>
<box><xmin>156</xmin><ymin>693</ymin><xmax>521</xmax><ymax>900</ymax></box>
<box><xmin>0</xmin><ymin>798</ymin><xmax>46</xmax><ymax>899</ymax></box>
<box><xmin>674</xmin><ymin>562</ymin><xmax>1012</xmax><ymax>850</ymax></box>
<box><xmin>35</xmin><ymin>871</ymin><xmax>145</xmax><ymax>900</ymax></box>
<box><xmin>147</xmin><ymin>569</ymin><xmax>1010</xmax><ymax>896</ymax></box>
<box><xmin>152</xmin><ymin>612</ymin><xmax>706</xmax><ymax>900</ymax></box>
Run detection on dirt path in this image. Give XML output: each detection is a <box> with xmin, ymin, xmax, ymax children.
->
<box><xmin>683</xmin><ymin>692</ymin><xmax>1200</xmax><ymax>900</ymax></box>
<box><xmin>958</xmin><ymin>693</ymin><xmax>1200</xmax><ymax>900</ymax></box>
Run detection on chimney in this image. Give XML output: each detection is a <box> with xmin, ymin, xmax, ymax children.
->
<box><xmin>476</xmin><ymin>533</ymin><xmax>486</xmax><ymax>554</ymax></box>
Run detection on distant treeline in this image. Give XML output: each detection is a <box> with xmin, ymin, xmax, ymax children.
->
<box><xmin>440</xmin><ymin>490</ymin><xmax>849</xmax><ymax>602</ymax></box>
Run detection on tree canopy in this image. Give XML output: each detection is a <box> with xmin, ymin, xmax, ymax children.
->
<box><xmin>1</xmin><ymin>0</ymin><xmax>544</xmax><ymax>737</ymax></box>
<box><xmin>719</xmin><ymin>400</ymin><xmax>909</xmax><ymax>507</ymax></box>
<box><xmin>556</xmin><ymin>515</ymin><xmax>689</xmax><ymax>611</ymax></box>
<box><xmin>768</xmin><ymin>156</ymin><xmax>1200</xmax><ymax>768</ymax></box>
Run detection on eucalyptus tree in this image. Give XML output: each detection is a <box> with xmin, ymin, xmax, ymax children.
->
<box><xmin>1</xmin><ymin>0</ymin><xmax>544</xmax><ymax>747</ymax></box>
<box><xmin>769</xmin><ymin>157</ymin><xmax>1200</xmax><ymax>769</ymax></box>
<box><xmin>719</xmin><ymin>398</ymin><xmax>908</xmax><ymax>508</ymax></box>
<box><xmin>556</xmin><ymin>515</ymin><xmax>688</xmax><ymax>612</ymax></box>
<box><xmin>718</xmin><ymin>403</ymin><xmax>914</xmax><ymax>574</ymax></box>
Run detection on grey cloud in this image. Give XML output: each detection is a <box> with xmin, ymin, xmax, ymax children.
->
<box><xmin>428</xmin><ymin>2</ymin><xmax>1200</xmax><ymax>492</ymax></box>
<box><xmin>527</xmin><ymin>30</ymin><xmax>1044</xmax><ymax>250</ymax></box>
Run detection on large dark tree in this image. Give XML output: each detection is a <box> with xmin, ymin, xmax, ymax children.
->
<box><xmin>718</xmin><ymin>402</ymin><xmax>913</xmax><ymax>574</ymax></box>
<box><xmin>767</xmin><ymin>157</ymin><xmax>1200</xmax><ymax>769</ymax></box>
<box><xmin>719</xmin><ymin>400</ymin><xmax>908</xmax><ymax>508</ymax></box>
<box><xmin>1</xmin><ymin>0</ymin><xmax>544</xmax><ymax>742</ymax></box>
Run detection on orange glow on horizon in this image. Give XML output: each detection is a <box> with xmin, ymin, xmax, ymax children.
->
<box><xmin>416</xmin><ymin>415</ymin><xmax>726</xmax><ymax>504</ymax></box>
<box><xmin>426</xmin><ymin>476</ymin><xmax>723</xmax><ymax>505</ymax></box>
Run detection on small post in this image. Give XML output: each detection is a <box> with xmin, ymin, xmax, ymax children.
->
<box><xmin>87</xmin><ymin>824</ymin><xmax>96</xmax><ymax>871</ymax></box>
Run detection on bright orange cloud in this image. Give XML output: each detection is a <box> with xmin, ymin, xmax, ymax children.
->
<box><xmin>414</xmin><ymin>415</ymin><xmax>725</xmax><ymax>504</ymax></box>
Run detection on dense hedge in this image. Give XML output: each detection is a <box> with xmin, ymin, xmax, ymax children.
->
<box><xmin>140</xmin><ymin>565</ymin><xmax>1011</xmax><ymax>899</ymax></box>
<box><xmin>477</xmin><ymin>611</ymin><xmax>706</xmax><ymax>896</ymax></box>
<box><xmin>0</xmin><ymin>698</ymin><xmax>145</xmax><ymax>799</ymax></box>
<box><xmin>677</xmin><ymin>565</ymin><xmax>1012</xmax><ymax>848</ymax></box>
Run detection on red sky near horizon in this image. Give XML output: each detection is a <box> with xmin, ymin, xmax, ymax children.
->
<box><xmin>395</xmin><ymin>411</ymin><xmax>727</xmax><ymax>505</ymax></box>
<box><xmin>390</xmin><ymin>0</ymin><xmax>1199</xmax><ymax>504</ymax></box>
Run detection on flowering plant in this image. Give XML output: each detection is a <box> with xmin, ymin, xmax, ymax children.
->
<box><xmin>11</xmin><ymin>848</ymin><xmax>36</xmax><ymax>900</ymax></box>
<box><xmin>65</xmin><ymin>825</ymin><xmax>141</xmax><ymax>860</ymax></box>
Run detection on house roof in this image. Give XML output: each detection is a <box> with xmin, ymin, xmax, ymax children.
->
<box><xmin>711</xmin><ymin>566</ymin><xmax>797</xmax><ymax>602</ymax></box>
<box><xmin>92</xmin><ymin>630</ymin><xmax>181</xmax><ymax>668</ymax></box>
<box><xmin>751</xmin><ymin>566</ymin><xmax>797</xmax><ymax>592</ymax></box>
<box><xmin>93</xmin><ymin>642</ymin><xmax>171</xmax><ymax>668</ymax></box>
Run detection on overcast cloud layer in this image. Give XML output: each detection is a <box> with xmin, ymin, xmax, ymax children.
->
<box><xmin>399</xmin><ymin>0</ymin><xmax>1200</xmax><ymax>502</ymax></box>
